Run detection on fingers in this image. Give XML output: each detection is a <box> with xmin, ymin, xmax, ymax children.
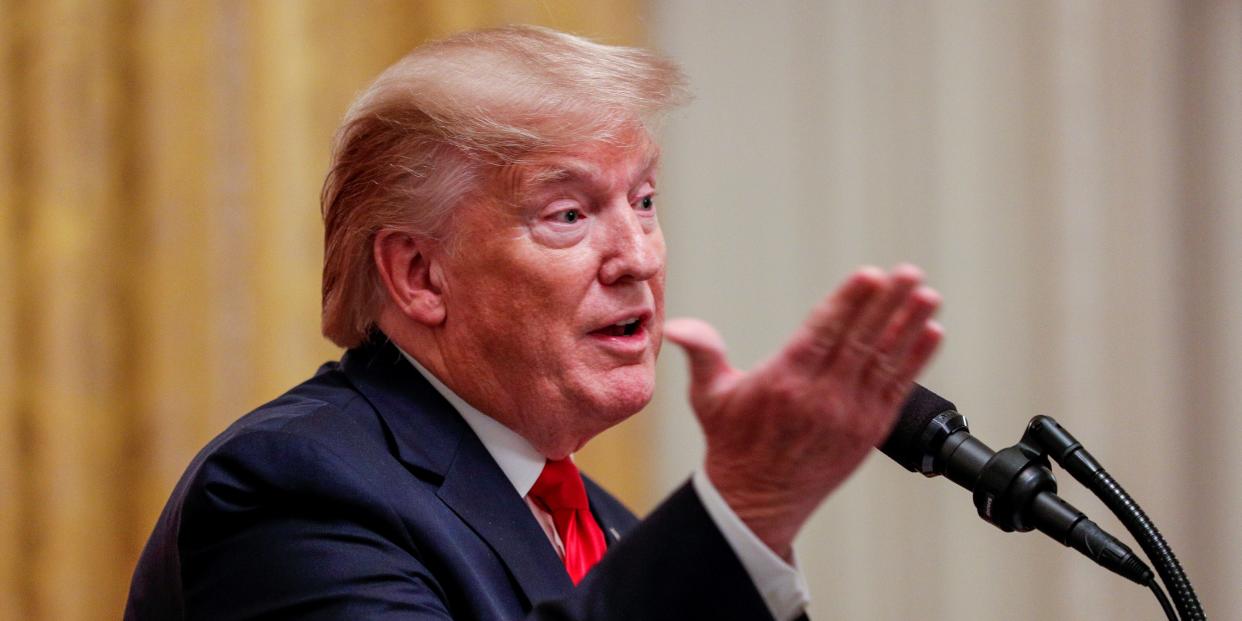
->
<box><xmin>864</xmin><ymin>296</ymin><xmax>944</xmax><ymax>407</ymax></box>
<box><xmin>834</xmin><ymin>264</ymin><xmax>924</xmax><ymax>375</ymax></box>
<box><xmin>877</xmin><ymin>285</ymin><xmax>941</xmax><ymax>362</ymax></box>
<box><xmin>664</xmin><ymin>317</ymin><xmax>733</xmax><ymax>390</ymax></box>
<box><xmin>790</xmin><ymin>264</ymin><xmax>941</xmax><ymax>388</ymax></box>
<box><xmin>792</xmin><ymin>267</ymin><xmax>886</xmax><ymax>363</ymax></box>
<box><xmin>892</xmin><ymin>321</ymin><xmax>944</xmax><ymax>391</ymax></box>
<box><xmin>854</xmin><ymin>265</ymin><xmax>923</xmax><ymax>340</ymax></box>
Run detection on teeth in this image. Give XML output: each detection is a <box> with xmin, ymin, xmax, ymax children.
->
<box><xmin>614</xmin><ymin>319</ymin><xmax>636</xmax><ymax>327</ymax></box>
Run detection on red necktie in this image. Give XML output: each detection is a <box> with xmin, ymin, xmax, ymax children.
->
<box><xmin>528</xmin><ymin>458</ymin><xmax>607</xmax><ymax>584</ymax></box>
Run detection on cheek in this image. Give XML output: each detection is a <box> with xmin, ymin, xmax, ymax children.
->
<box><xmin>461</xmin><ymin>253</ymin><xmax>595</xmax><ymax>355</ymax></box>
<box><xmin>520</xmin><ymin>252</ymin><xmax>599</xmax><ymax>309</ymax></box>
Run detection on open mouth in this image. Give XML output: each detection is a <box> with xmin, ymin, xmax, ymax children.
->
<box><xmin>591</xmin><ymin>317</ymin><xmax>643</xmax><ymax>337</ymax></box>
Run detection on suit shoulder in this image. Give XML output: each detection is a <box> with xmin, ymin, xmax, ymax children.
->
<box><xmin>221</xmin><ymin>360</ymin><xmax>369</xmax><ymax>437</ymax></box>
<box><xmin>177</xmin><ymin>406</ymin><xmax>414</xmax><ymax>558</ymax></box>
<box><xmin>128</xmin><ymin>356</ymin><xmax>458</xmax><ymax>619</ymax></box>
<box><xmin>186</xmin><ymin>361</ymin><xmax>389</xmax><ymax>463</ymax></box>
<box><xmin>173</xmin><ymin>362</ymin><xmax>401</xmax><ymax>522</ymax></box>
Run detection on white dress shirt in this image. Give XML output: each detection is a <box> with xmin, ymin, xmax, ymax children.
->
<box><xmin>399</xmin><ymin>349</ymin><xmax>810</xmax><ymax>621</ymax></box>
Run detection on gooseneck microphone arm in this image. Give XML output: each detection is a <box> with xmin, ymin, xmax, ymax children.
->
<box><xmin>1026</xmin><ymin>416</ymin><xmax>1205</xmax><ymax>621</ymax></box>
<box><xmin>883</xmin><ymin>390</ymin><xmax>1152</xmax><ymax>586</ymax></box>
<box><xmin>880</xmin><ymin>385</ymin><xmax>1203</xmax><ymax>620</ymax></box>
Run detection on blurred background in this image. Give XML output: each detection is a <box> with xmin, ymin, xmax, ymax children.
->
<box><xmin>1</xmin><ymin>1</ymin><xmax>1238</xmax><ymax>619</ymax></box>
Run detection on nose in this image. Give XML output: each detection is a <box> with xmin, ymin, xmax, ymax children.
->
<box><xmin>598</xmin><ymin>204</ymin><xmax>663</xmax><ymax>286</ymax></box>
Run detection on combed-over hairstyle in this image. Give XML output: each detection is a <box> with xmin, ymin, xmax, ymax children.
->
<box><xmin>320</xmin><ymin>25</ymin><xmax>689</xmax><ymax>348</ymax></box>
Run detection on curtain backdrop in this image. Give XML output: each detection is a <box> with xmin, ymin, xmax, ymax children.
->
<box><xmin>4</xmin><ymin>1</ymin><xmax>1239</xmax><ymax>620</ymax></box>
<box><xmin>650</xmin><ymin>1</ymin><xmax>1240</xmax><ymax>620</ymax></box>
<box><xmin>0</xmin><ymin>2</ymin><xmax>643</xmax><ymax>619</ymax></box>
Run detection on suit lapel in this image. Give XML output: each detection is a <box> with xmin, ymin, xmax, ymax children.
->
<box><xmin>341</xmin><ymin>336</ymin><xmax>573</xmax><ymax>608</ymax></box>
<box><xmin>583</xmin><ymin>476</ymin><xmax>639</xmax><ymax>547</ymax></box>
<box><xmin>437</xmin><ymin>437</ymin><xmax>574</xmax><ymax>605</ymax></box>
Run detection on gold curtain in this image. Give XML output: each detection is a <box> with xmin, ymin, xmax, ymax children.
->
<box><xmin>0</xmin><ymin>2</ymin><xmax>648</xmax><ymax>619</ymax></box>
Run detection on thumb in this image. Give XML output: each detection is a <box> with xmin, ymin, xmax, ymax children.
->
<box><xmin>663</xmin><ymin>317</ymin><xmax>732</xmax><ymax>389</ymax></box>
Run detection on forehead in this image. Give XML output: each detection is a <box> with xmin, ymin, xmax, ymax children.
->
<box><xmin>499</xmin><ymin>134</ymin><xmax>661</xmax><ymax>199</ymax></box>
<box><xmin>526</xmin><ymin>141</ymin><xmax>659</xmax><ymax>185</ymax></box>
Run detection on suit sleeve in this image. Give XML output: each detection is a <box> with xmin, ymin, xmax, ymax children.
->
<box><xmin>179</xmin><ymin>429</ymin><xmax>776</xmax><ymax>620</ymax></box>
<box><xmin>533</xmin><ymin>482</ymin><xmax>776</xmax><ymax>620</ymax></box>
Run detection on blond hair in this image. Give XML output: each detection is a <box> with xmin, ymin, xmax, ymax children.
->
<box><xmin>320</xmin><ymin>25</ymin><xmax>688</xmax><ymax>347</ymax></box>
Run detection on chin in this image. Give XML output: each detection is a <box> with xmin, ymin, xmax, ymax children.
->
<box><xmin>597</xmin><ymin>368</ymin><xmax>656</xmax><ymax>421</ymax></box>
<box><xmin>554</xmin><ymin>377</ymin><xmax>653</xmax><ymax>456</ymax></box>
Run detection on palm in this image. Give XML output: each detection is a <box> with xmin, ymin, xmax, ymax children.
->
<box><xmin>664</xmin><ymin>265</ymin><xmax>942</xmax><ymax>559</ymax></box>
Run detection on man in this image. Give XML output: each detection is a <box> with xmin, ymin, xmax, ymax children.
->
<box><xmin>126</xmin><ymin>26</ymin><xmax>942</xmax><ymax>620</ymax></box>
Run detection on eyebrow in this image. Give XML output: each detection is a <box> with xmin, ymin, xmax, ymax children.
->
<box><xmin>520</xmin><ymin>148</ymin><xmax>661</xmax><ymax>192</ymax></box>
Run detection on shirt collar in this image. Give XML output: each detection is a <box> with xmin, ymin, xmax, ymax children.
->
<box><xmin>397</xmin><ymin>346</ymin><xmax>547</xmax><ymax>497</ymax></box>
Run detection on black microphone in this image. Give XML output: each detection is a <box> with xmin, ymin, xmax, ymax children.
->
<box><xmin>879</xmin><ymin>384</ymin><xmax>1152</xmax><ymax>586</ymax></box>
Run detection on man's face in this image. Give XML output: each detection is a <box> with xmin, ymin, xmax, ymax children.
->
<box><xmin>432</xmin><ymin>134</ymin><xmax>665</xmax><ymax>455</ymax></box>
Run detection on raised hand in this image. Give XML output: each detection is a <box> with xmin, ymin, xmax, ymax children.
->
<box><xmin>663</xmin><ymin>265</ymin><xmax>942</xmax><ymax>561</ymax></box>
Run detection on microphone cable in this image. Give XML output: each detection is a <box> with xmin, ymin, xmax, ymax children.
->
<box><xmin>1149</xmin><ymin>576</ymin><xmax>1178</xmax><ymax>621</ymax></box>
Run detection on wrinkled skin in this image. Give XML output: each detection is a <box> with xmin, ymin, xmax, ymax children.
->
<box><xmin>377</xmin><ymin>133</ymin><xmax>943</xmax><ymax>561</ymax></box>
<box><xmin>378</xmin><ymin>133</ymin><xmax>665</xmax><ymax>458</ymax></box>
<box><xmin>664</xmin><ymin>265</ymin><xmax>942</xmax><ymax>560</ymax></box>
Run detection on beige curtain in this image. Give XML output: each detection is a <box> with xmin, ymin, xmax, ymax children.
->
<box><xmin>650</xmin><ymin>1</ymin><xmax>1240</xmax><ymax>620</ymax></box>
<box><xmin>0</xmin><ymin>2</ymin><xmax>644</xmax><ymax>619</ymax></box>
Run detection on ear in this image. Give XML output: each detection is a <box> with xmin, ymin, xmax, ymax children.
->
<box><xmin>373</xmin><ymin>229</ymin><xmax>447</xmax><ymax>326</ymax></box>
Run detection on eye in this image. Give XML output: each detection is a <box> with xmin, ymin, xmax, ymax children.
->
<box><xmin>637</xmin><ymin>195</ymin><xmax>655</xmax><ymax>211</ymax></box>
<box><xmin>558</xmin><ymin>208</ymin><xmax>582</xmax><ymax>223</ymax></box>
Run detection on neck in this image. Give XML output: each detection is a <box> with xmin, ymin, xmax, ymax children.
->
<box><xmin>377</xmin><ymin>313</ymin><xmax>582</xmax><ymax>458</ymax></box>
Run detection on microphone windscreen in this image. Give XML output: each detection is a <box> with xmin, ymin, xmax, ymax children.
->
<box><xmin>878</xmin><ymin>384</ymin><xmax>957</xmax><ymax>472</ymax></box>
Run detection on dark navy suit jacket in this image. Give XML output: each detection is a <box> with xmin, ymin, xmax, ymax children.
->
<box><xmin>125</xmin><ymin>336</ymin><xmax>775</xmax><ymax>619</ymax></box>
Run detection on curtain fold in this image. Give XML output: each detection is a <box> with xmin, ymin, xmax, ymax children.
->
<box><xmin>650</xmin><ymin>1</ymin><xmax>1241</xmax><ymax>619</ymax></box>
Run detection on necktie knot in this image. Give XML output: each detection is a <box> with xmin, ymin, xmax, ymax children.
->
<box><xmin>530</xmin><ymin>458</ymin><xmax>590</xmax><ymax>512</ymax></box>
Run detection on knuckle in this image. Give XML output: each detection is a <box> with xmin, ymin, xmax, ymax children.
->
<box><xmin>867</xmin><ymin>357</ymin><xmax>901</xmax><ymax>384</ymax></box>
<box><xmin>801</xmin><ymin>338</ymin><xmax>834</xmax><ymax>363</ymax></box>
<box><xmin>835</xmin><ymin>337</ymin><xmax>873</xmax><ymax>367</ymax></box>
<box><xmin>788</xmin><ymin>329</ymin><xmax>836</xmax><ymax>365</ymax></box>
<box><xmin>816</xmin><ymin>317</ymin><xmax>846</xmax><ymax>342</ymax></box>
<box><xmin>768</xmin><ymin>376</ymin><xmax>805</xmax><ymax>410</ymax></box>
<box><xmin>804</xmin><ymin>320</ymin><xmax>844</xmax><ymax>350</ymax></box>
